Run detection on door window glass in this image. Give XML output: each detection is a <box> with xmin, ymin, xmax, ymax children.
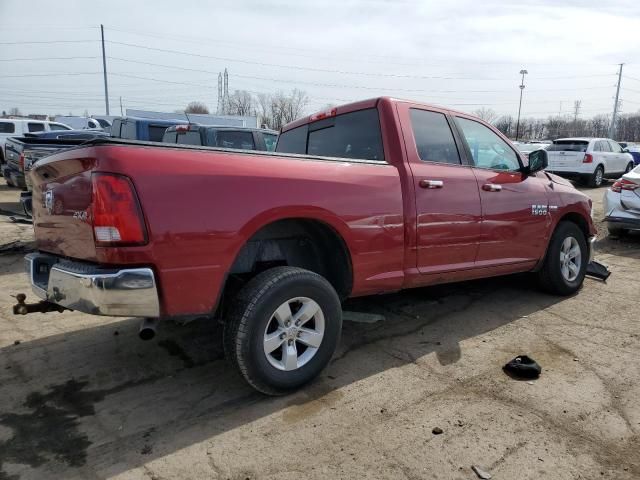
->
<box><xmin>456</xmin><ymin>117</ymin><xmax>520</xmax><ymax>171</ymax></box>
<box><xmin>409</xmin><ymin>109</ymin><xmax>461</xmax><ymax>164</ymax></box>
<box><xmin>28</xmin><ymin>123</ymin><xmax>45</xmax><ymax>132</ymax></box>
<box><xmin>608</xmin><ymin>140</ymin><xmax>622</xmax><ymax>153</ymax></box>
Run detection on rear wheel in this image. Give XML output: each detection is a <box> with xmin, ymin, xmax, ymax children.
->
<box><xmin>625</xmin><ymin>161</ymin><xmax>635</xmax><ymax>174</ymax></box>
<box><xmin>588</xmin><ymin>165</ymin><xmax>605</xmax><ymax>188</ymax></box>
<box><xmin>223</xmin><ymin>266</ymin><xmax>342</xmax><ymax>395</ymax></box>
<box><xmin>537</xmin><ymin>221</ymin><xmax>587</xmax><ymax>296</ymax></box>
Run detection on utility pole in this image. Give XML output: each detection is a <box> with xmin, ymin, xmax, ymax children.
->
<box><xmin>119</xmin><ymin>96</ymin><xmax>123</xmax><ymax>116</ymax></box>
<box><xmin>515</xmin><ymin>69</ymin><xmax>528</xmax><ymax>141</ymax></box>
<box><xmin>100</xmin><ymin>24</ymin><xmax>110</xmax><ymax>116</ymax></box>
<box><xmin>573</xmin><ymin>100</ymin><xmax>582</xmax><ymax>136</ymax></box>
<box><xmin>609</xmin><ymin>63</ymin><xmax>623</xmax><ymax>139</ymax></box>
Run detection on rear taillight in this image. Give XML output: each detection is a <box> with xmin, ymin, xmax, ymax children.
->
<box><xmin>18</xmin><ymin>153</ymin><xmax>25</xmax><ymax>171</ymax></box>
<box><xmin>91</xmin><ymin>173</ymin><xmax>147</xmax><ymax>245</ymax></box>
<box><xmin>582</xmin><ymin>154</ymin><xmax>593</xmax><ymax>163</ymax></box>
<box><xmin>611</xmin><ymin>178</ymin><xmax>639</xmax><ymax>193</ymax></box>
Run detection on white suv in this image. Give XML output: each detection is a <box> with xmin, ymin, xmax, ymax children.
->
<box><xmin>0</xmin><ymin>119</ymin><xmax>72</xmax><ymax>163</ymax></box>
<box><xmin>546</xmin><ymin>137</ymin><xmax>635</xmax><ymax>187</ymax></box>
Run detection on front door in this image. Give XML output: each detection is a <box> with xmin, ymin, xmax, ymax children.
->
<box><xmin>452</xmin><ymin>115</ymin><xmax>552</xmax><ymax>267</ymax></box>
<box><xmin>398</xmin><ymin>104</ymin><xmax>482</xmax><ymax>274</ymax></box>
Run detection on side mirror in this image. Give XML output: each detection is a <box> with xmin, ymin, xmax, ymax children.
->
<box><xmin>622</xmin><ymin>148</ymin><xmax>629</xmax><ymax>153</ymax></box>
<box><xmin>524</xmin><ymin>149</ymin><xmax>548</xmax><ymax>175</ymax></box>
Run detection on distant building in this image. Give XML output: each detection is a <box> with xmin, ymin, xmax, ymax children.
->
<box><xmin>125</xmin><ymin>109</ymin><xmax>258</xmax><ymax>128</ymax></box>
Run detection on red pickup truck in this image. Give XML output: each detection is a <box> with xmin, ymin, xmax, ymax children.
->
<box><xmin>19</xmin><ymin>97</ymin><xmax>596</xmax><ymax>395</ymax></box>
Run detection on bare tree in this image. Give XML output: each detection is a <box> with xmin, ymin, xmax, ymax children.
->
<box><xmin>8</xmin><ymin>107</ymin><xmax>21</xmax><ymax>117</ymax></box>
<box><xmin>185</xmin><ymin>101</ymin><xmax>210</xmax><ymax>114</ymax></box>
<box><xmin>227</xmin><ymin>90</ymin><xmax>254</xmax><ymax>116</ymax></box>
<box><xmin>256</xmin><ymin>89</ymin><xmax>309</xmax><ymax>129</ymax></box>
<box><xmin>473</xmin><ymin>107</ymin><xmax>498</xmax><ymax>124</ymax></box>
<box><xmin>494</xmin><ymin>115</ymin><xmax>514</xmax><ymax>137</ymax></box>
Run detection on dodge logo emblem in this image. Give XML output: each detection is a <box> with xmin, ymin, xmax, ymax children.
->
<box><xmin>45</xmin><ymin>189</ymin><xmax>54</xmax><ymax>215</ymax></box>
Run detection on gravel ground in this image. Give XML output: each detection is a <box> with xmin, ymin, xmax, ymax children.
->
<box><xmin>0</xmin><ymin>182</ymin><xmax>638</xmax><ymax>480</ymax></box>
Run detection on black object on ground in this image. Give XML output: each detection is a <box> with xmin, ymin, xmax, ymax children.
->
<box><xmin>586</xmin><ymin>260</ymin><xmax>611</xmax><ymax>282</ymax></box>
<box><xmin>503</xmin><ymin>355</ymin><xmax>542</xmax><ymax>379</ymax></box>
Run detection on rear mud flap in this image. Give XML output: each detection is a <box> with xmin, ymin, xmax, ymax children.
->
<box><xmin>586</xmin><ymin>260</ymin><xmax>611</xmax><ymax>282</ymax></box>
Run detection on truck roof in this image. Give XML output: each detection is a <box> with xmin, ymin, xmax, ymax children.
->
<box><xmin>165</xmin><ymin>124</ymin><xmax>278</xmax><ymax>134</ymax></box>
<box><xmin>553</xmin><ymin>137</ymin><xmax>608</xmax><ymax>142</ymax></box>
<box><xmin>281</xmin><ymin>96</ymin><xmax>471</xmax><ymax>133</ymax></box>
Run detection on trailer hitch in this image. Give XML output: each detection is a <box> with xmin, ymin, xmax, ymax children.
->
<box><xmin>12</xmin><ymin>293</ymin><xmax>67</xmax><ymax>315</ymax></box>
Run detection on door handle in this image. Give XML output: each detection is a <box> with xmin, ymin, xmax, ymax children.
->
<box><xmin>419</xmin><ymin>179</ymin><xmax>444</xmax><ymax>189</ymax></box>
<box><xmin>482</xmin><ymin>183</ymin><xmax>502</xmax><ymax>192</ymax></box>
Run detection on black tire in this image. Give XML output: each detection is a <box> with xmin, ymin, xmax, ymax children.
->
<box><xmin>607</xmin><ymin>225</ymin><xmax>628</xmax><ymax>237</ymax></box>
<box><xmin>223</xmin><ymin>266</ymin><xmax>342</xmax><ymax>395</ymax></box>
<box><xmin>625</xmin><ymin>161</ymin><xmax>635</xmax><ymax>174</ymax></box>
<box><xmin>588</xmin><ymin>165</ymin><xmax>605</xmax><ymax>188</ymax></box>
<box><xmin>537</xmin><ymin>221</ymin><xmax>588</xmax><ymax>296</ymax></box>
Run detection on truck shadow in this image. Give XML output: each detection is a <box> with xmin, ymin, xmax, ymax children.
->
<box><xmin>0</xmin><ymin>274</ymin><xmax>567</xmax><ymax>479</ymax></box>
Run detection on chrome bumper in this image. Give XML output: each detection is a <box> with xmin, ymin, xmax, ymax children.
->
<box><xmin>25</xmin><ymin>253</ymin><xmax>160</xmax><ymax>317</ymax></box>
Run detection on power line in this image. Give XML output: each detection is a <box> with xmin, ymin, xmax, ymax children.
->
<box><xmin>0</xmin><ymin>56</ymin><xmax>100</xmax><ymax>62</ymax></box>
<box><xmin>106</xmin><ymin>41</ymin><xmax>505</xmax><ymax>80</ymax></box>
<box><xmin>0</xmin><ymin>72</ymin><xmax>101</xmax><ymax>78</ymax></box>
<box><xmin>103</xmin><ymin>25</ymin><xmax>625</xmax><ymax>70</ymax></box>
<box><xmin>0</xmin><ymin>40</ymin><xmax>97</xmax><ymax>45</ymax></box>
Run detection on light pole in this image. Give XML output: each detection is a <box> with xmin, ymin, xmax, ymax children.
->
<box><xmin>515</xmin><ymin>69</ymin><xmax>527</xmax><ymax>141</ymax></box>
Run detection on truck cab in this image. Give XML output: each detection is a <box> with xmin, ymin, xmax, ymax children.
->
<box><xmin>110</xmin><ymin>117</ymin><xmax>188</xmax><ymax>142</ymax></box>
<box><xmin>162</xmin><ymin>125</ymin><xmax>278</xmax><ymax>151</ymax></box>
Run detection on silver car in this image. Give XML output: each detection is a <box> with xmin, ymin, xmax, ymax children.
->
<box><xmin>603</xmin><ymin>164</ymin><xmax>640</xmax><ymax>235</ymax></box>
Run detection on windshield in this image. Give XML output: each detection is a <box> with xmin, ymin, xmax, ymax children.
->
<box><xmin>547</xmin><ymin>140</ymin><xmax>589</xmax><ymax>152</ymax></box>
<box><xmin>517</xmin><ymin>143</ymin><xmax>548</xmax><ymax>153</ymax></box>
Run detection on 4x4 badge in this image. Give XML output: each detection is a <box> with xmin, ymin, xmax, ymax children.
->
<box><xmin>44</xmin><ymin>189</ymin><xmax>54</xmax><ymax>215</ymax></box>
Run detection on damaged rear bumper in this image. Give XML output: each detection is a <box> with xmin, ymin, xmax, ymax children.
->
<box><xmin>24</xmin><ymin>252</ymin><xmax>160</xmax><ymax>317</ymax></box>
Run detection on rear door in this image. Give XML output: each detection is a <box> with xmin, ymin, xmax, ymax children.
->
<box><xmin>397</xmin><ymin>104</ymin><xmax>482</xmax><ymax>274</ymax></box>
<box><xmin>453</xmin><ymin>115</ymin><xmax>551</xmax><ymax>266</ymax></box>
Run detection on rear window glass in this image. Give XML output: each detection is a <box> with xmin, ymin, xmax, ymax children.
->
<box><xmin>548</xmin><ymin>140</ymin><xmax>589</xmax><ymax>152</ymax></box>
<box><xmin>214</xmin><ymin>130</ymin><xmax>255</xmax><ymax>150</ymax></box>
<box><xmin>121</xmin><ymin>121</ymin><xmax>137</xmax><ymax>139</ymax></box>
<box><xmin>277</xmin><ymin>108</ymin><xmax>384</xmax><ymax>161</ymax></box>
<box><xmin>0</xmin><ymin>122</ymin><xmax>15</xmax><ymax>133</ymax></box>
<box><xmin>28</xmin><ymin>123</ymin><xmax>45</xmax><ymax>132</ymax></box>
<box><xmin>148</xmin><ymin>125</ymin><xmax>169</xmax><ymax>142</ymax></box>
<box><xmin>276</xmin><ymin>125</ymin><xmax>308</xmax><ymax>154</ymax></box>
<box><xmin>409</xmin><ymin>109</ymin><xmax>460</xmax><ymax>164</ymax></box>
<box><xmin>263</xmin><ymin>133</ymin><xmax>277</xmax><ymax>151</ymax></box>
<box><xmin>111</xmin><ymin>119</ymin><xmax>122</xmax><ymax>137</ymax></box>
<box><xmin>49</xmin><ymin>123</ymin><xmax>71</xmax><ymax>131</ymax></box>
<box><xmin>176</xmin><ymin>131</ymin><xmax>202</xmax><ymax>146</ymax></box>
<box><xmin>162</xmin><ymin>131</ymin><xmax>178</xmax><ymax>143</ymax></box>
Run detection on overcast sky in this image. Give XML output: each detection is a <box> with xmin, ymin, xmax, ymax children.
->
<box><xmin>1</xmin><ymin>0</ymin><xmax>639</xmax><ymax>120</ymax></box>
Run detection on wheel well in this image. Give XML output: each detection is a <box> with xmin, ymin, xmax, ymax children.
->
<box><xmin>557</xmin><ymin>213</ymin><xmax>589</xmax><ymax>239</ymax></box>
<box><xmin>226</xmin><ymin>218</ymin><xmax>353</xmax><ymax>301</ymax></box>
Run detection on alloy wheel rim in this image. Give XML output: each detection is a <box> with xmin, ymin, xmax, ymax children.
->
<box><xmin>560</xmin><ymin>236</ymin><xmax>581</xmax><ymax>282</ymax></box>
<box><xmin>263</xmin><ymin>297</ymin><xmax>325</xmax><ymax>371</ymax></box>
<box><xmin>595</xmin><ymin>168</ymin><xmax>603</xmax><ymax>185</ymax></box>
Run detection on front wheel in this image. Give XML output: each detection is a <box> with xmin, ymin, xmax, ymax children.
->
<box><xmin>223</xmin><ymin>267</ymin><xmax>342</xmax><ymax>395</ymax></box>
<box><xmin>537</xmin><ymin>221</ymin><xmax>588</xmax><ymax>296</ymax></box>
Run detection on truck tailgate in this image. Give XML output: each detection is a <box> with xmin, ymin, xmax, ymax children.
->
<box><xmin>31</xmin><ymin>149</ymin><xmax>98</xmax><ymax>260</ymax></box>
